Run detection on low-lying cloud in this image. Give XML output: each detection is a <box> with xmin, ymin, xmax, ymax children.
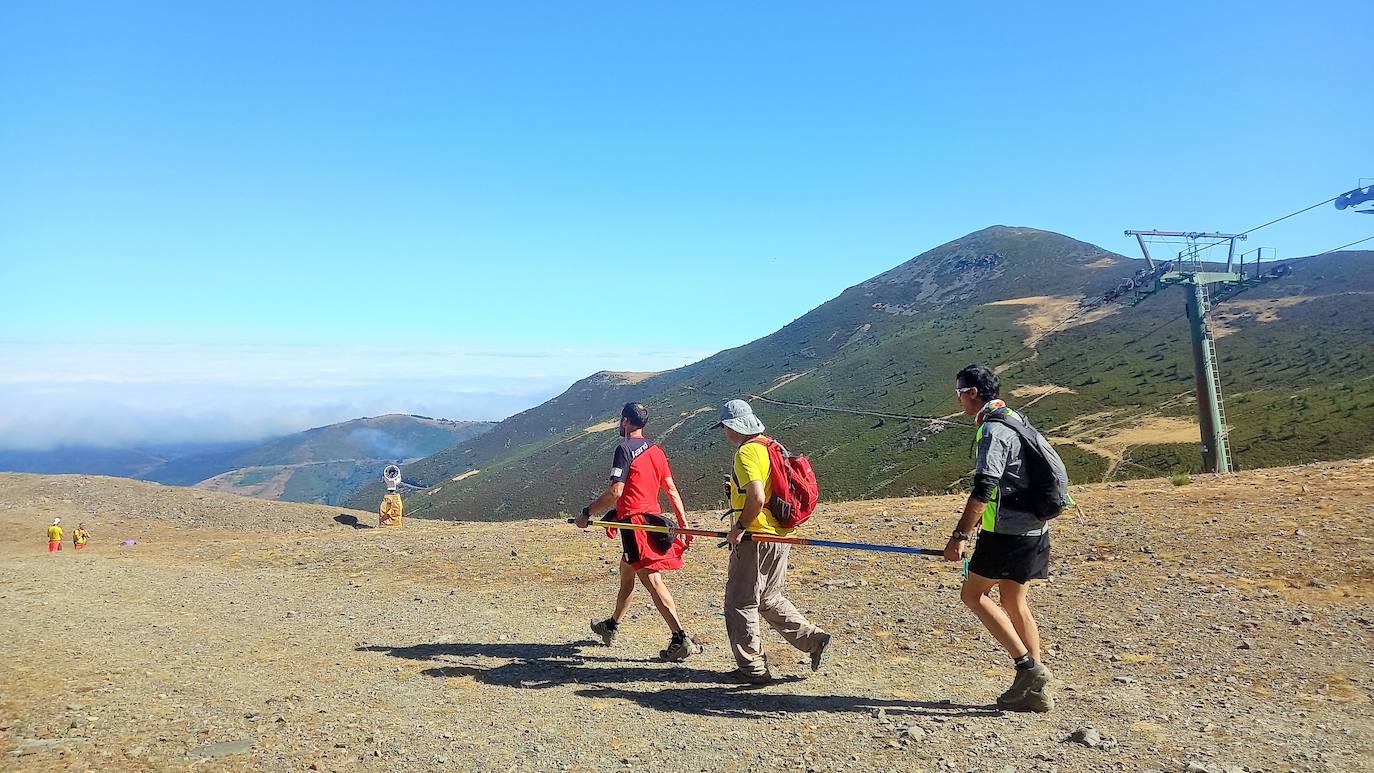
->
<box><xmin>0</xmin><ymin>343</ymin><xmax>707</xmax><ymax>451</ymax></box>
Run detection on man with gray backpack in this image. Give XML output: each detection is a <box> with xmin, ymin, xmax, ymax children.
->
<box><xmin>946</xmin><ymin>364</ymin><xmax>1071</xmax><ymax>712</ymax></box>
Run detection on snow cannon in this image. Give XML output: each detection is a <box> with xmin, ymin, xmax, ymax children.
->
<box><xmin>379</xmin><ymin>465</ymin><xmax>404</xmax><ymax>527</ymax></box>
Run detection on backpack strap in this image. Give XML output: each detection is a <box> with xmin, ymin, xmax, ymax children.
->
<box><xmin>981</xmin><ymin>407</ymin><xmax>1036</xmax><ymax>444</ymax></box>
<box><xmin>979</xmin><ymin>408</ymin><xmax>1041</xmax><ymax>479</ymax></box>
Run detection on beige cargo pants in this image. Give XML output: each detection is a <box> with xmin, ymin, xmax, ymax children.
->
<box><xmin>724</xmin><ymin>540</ymin><xmax>826</xmax><ymax>675</ymax></box>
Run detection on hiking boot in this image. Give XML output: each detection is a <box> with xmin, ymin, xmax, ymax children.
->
<box><xmin>728</xmin><ymin>667</ymin><xmax>774</xmax><ymax>685</ymax></box>
<box><xmin>589</xmin><ymin>618</ymin><xmax>617</xmax><ymax>646</ymax></box>
<box><xmin>997</xmin><ymin>662</ymin><xmax>1054</xmax><ymax>712</ymax></box>
<box><xmin>660</xmin><ymin>631</ymin><xmax>703</xmax><ymax>662</ymax></box>
<box><xmin>810</xmin><ymin>633</ymin><xmax>833</xmax><ymax>673</ymax></box>
<box><xmin>1003</xmin><ymin>684</ymin><xmax>1054</xmax><ymax>712</ymax></box>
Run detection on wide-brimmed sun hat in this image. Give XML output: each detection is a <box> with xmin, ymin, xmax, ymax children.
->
<box><xmin>714</xmin><ymin>399</ymin><xmax>765</xmax><ymax>435</ymax></box>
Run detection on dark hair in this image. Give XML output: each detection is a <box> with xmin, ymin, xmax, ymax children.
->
<box><xmin>955</xmin><ymin>364</ymin><xmax>1000</xmax><ymax>401</ymax></box>
<box><xmin>621</xmin><ymin>402</ymin><xmax>649</xmax><ymax>429</ymax></box>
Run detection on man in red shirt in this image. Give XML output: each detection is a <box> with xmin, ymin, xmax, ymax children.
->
<box><xmin>575</xmin><ymin>402</ymin><xmax>702</xmax><ymax>661</ymax></box>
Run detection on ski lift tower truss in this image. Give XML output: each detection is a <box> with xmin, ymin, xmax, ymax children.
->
<box><xmin>1123</xmin><ymin>229</ymin><xmax>1247</xmax><ymax>475</ymax></box>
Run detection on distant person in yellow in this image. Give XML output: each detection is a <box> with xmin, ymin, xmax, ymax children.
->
<box><xmin>717</xmin><ymin>399</ymin><xmax>831</xmax><ymax>684</ymax></box>
<box><xmin>73</xmin><ymin>523</ymin><xmax>91</xmax><ymax>550</ymax></box>
<box><xmin>379</xmin><ymin>465</ymin><xmax>404</xmax><ymax>527</ymax></box>
<box><xmin>47</xmin><ymin>518</ymin><xmax>63</xmax><ymax>553</ymax></box>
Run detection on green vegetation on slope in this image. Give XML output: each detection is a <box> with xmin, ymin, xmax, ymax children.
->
<box><xmin>373</xmin><ymin>228</ymin><xmax>1373</xmax><ymax>523</ymax></box>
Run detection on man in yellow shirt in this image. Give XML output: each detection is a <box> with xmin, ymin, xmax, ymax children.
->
<box><xmin>718</xmin><ymin>399</ymin><xmax>831</xmax><ymax>684</ymax></box>
<box><xmin>47</xmin><ymin>518</ymin><xmax>63</xmax><ymax>553</ymax></box>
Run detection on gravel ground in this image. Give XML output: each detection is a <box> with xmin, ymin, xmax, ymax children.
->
<box><xmin>1</xmin><ymin>461</ymin><xmax>1371</xmax><ymax>772</ymax></box>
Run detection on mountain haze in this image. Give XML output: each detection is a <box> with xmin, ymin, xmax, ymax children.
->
<box><xmin>0</xmin><ymin>446</ymin><xmax>171</xmax><ymax>479</ymax></box>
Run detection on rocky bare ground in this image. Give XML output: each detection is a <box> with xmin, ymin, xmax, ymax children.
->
<box><xmin>1</xmin><ymin>461</ymin><xmax>1371</xmax><ymax>772</ymax></box>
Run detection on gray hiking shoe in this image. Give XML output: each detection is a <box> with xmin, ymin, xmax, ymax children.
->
<box><xmin>589</xmin><ymin>618</ymin><xmax>617</xmax><ymax>646</ymax></box>
<box><xmin>729</xmin><ymin>667</ymin><xmax>774</xmax><ymax>685</ymax></box>
<box><xmin>997</xmin><ymin>662</ymin><xmax>1054</xmax><ymax>712</ymax></box>
<box><xmin>660</xmin><ymin>632</ymin><xmax>703</xmax><ymax>662</ymax></box>
<box><xmin>810</xmin><ymin>633</ymin><xmax>833</xmax><ymax>672</ymax></box>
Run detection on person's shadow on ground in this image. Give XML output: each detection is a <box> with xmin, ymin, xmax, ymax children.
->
<box><xmin>359</xmin><ymin>641</ymin><xmax>1000</xmax><ymax>720</ymax></box>
<box><xmin>334</xmin><ymin>514</ymin><xmax>372</xmax><ymax>529</ymax></box>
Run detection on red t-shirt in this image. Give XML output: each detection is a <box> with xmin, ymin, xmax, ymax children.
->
<box><xmin>609</xmin><ymin>438</ymin><xmax>672</xmax><ymax>517</ymax></box>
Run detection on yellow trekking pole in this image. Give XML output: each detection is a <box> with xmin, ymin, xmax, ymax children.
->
<box><xmin>570</xmin><ymin>517</ymin><xmax>943</xmax><ymax>557</ymax></box>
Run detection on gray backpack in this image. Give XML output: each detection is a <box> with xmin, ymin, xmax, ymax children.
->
<box><xmin>982</xmin><ymin>408</ymin><xmax>1072</xmax><ymax>520</ymax></box>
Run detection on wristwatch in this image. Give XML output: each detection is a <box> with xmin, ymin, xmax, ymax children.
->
<box><xmin>581</xmin><ymin>506</ymin><xmax>592</xmax><ymax>518</ymax></box>
<box><xmin>950</xmin><ymin>529</ymin><xmax>975</xmax><ymax>541</ymax></box>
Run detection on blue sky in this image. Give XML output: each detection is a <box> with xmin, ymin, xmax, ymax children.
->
<box><xmin>1</xmin><ymin>2</ymin><xmax>1369</xmax><ymax>449</ymax></box>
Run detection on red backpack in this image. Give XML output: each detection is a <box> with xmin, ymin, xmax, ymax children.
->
<box><xmin>748</xmin><ymin>437</ymin><xmax>820</xmax><ymax>528</ymax></box>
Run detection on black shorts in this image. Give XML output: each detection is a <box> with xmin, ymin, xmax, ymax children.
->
<box><xmin>968</xmin><ymin>530</ymin><xmax>1050</xmax><ymax>584</ymax></box>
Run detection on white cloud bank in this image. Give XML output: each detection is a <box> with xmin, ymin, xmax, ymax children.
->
<box><xmin>0</xmin><ymin>343</ymin><xmax>708</xmax><ymax>450</ymax></box>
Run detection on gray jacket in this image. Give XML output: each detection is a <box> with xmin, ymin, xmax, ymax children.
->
<box><xmin>973</xmin><ymin>412</ymin><xmax>1048</xmax><ymax>537</ymax></box>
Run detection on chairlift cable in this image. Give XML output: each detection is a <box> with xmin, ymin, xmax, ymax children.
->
<box><xmin>1168</xmin><ymin>194</ymin><xmax>1342</xmax><ymax>259</ymax></box>
<box><xmin>1311</xmin><ymin>235</ymin><xmax>1374</xmax><ymax>256</ymax></box>
<box><xmin>681</xmin><ymin>224</ymin><xmax>1367</xmax><ymax>429</ymax></box>
<box><xmin>1001</xmin><ymin>192</ymin><xmax>1349</xmax><ymax>371</ymax></box>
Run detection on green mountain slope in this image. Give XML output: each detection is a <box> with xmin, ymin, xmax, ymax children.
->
<box><xmin>148</xmin><ymin>415</ymin><xmax>493</xmax><ymax>505</ymax></box>
<box><xmin>353</xmin><ymin>227</ymin><xmax>1373</xmax><ymax>522</ymax></box>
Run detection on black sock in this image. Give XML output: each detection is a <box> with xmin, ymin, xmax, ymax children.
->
<box><xmin>1013</xmin><ymin>653</ymin><xmax>1037</xmax><ymax>671</ymax></box>
<box><xmin>671</xmin><ymin>629</ymin><xmax>686</xmax><ymax>642</ymax></box>
<box><xmin>604</xmin><ymin>618</ymin><xmax>618</xmax><ymax>630</ymax></box>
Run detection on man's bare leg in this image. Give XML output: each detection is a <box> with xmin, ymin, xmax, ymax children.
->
<box><xmin>612</xmin><ymin>559</ymin><xmax>636</xmax><ymax>622</ymax></box>
<box><xmin>997</xmin><ymin>579</ymin><xmax>1041</xmax><ymax>661</ymax></box>
<box><xmin>637</xmin><ymin>568</ymin><xmax>684</xmax><ymax>632</ymax></box>
<box><xmin>960</xmin><ymin>572</ymin><xmax>1030</xmax><ymax>658</ymax></box>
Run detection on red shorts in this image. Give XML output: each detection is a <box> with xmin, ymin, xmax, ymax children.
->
<box><xmin>75</xmin><ymin>543</ymin><xmax>87</xmax><ymax>550</ymax></box>
<box><xmin>48</xmin><ymin>540</ymin><xmax>61</xmax><ymax>552</ymax></box>
<box><xmin>611</xmin><ymin>513</ymin><xmax>686</xmax><ymax>572</ymax></box>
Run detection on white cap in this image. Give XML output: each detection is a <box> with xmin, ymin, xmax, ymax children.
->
<box><xmin>53</xmin><ymin>517</ymin><xmax>61</xmax><ymax>524</ymax></box>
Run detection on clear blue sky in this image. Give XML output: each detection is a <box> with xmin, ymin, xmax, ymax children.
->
<box><xmin>1</xmin><ymin>2</ymin><xmax>1369</xmax><ymax>448</ymax></box>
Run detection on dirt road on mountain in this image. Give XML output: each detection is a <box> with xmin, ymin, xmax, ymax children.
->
<box><xmin>1</xmin><ymin>462</ymin><xmax>1372</xmax><ymax>772</ymax></box>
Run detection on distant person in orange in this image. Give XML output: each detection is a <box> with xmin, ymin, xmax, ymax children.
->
<box><xmin>47</xmin><ymin>518</ymin><xmax>63</xmax><ymax>553</ymax></box>
<box><xmin>73</xmin><ymin>523</ymin><xmax>91</xmax><ymax>550</ymax></box>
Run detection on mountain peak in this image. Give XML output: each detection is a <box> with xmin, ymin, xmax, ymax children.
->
<box><xmin>856</xmin><ymin>225</ymin><xmax>1128</xmax><ymax>311</ymax></box>
<box><xmin>588</xmin><ymin>370</ymin><xmax>661</xmax><ymax>385</ymax></box>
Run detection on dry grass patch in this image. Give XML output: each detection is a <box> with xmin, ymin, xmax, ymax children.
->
<box><xmin>1011</xmin><ymin>384</ymin><xmax>1076</xmax><ymax>398</ymax></box>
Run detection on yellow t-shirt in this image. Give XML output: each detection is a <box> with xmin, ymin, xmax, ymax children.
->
<box><xmin>730</xmin><ymin>438</ymin><xmax>792</xmax><ymax>537</ymax></box>
<box><xmin>74</xmin><ymin>528</ymin><xmax>89</xmax><ymax>545</ymax></box>
<box><xmin>47</xmin><ymin>525</ymin><xmax>63</xmax><ymax>542</ymax></box>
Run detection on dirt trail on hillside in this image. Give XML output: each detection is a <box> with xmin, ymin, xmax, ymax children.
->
<box><xmin>2</xmin><ymin>464</ymin><xmax>1372</xmax><ymax>772</ymax></box>
<box><xmin>988</xmin><ymin>295</ymin><xmax>1124</xmax><ymax>375</ymax></box>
